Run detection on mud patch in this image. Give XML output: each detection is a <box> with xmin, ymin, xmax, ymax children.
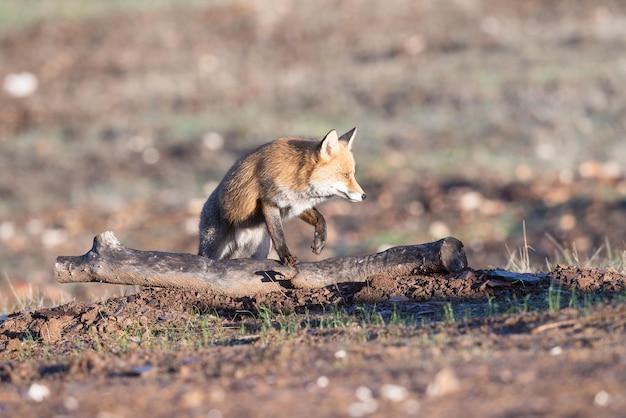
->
<box><xmin>551</xmin><ymin>265</ymin><xmax>626</xmax><ymax>293</ymax></box>
<box><xmin>3</xmin><ymin>266</ymin><xmax>625</xmax><ymax>356</ymax></box>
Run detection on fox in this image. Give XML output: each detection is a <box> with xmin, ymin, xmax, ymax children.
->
<box><xmin>198</xmin><ymin>127</ymin><xmax>366</xmax><ymax>266</ymax></box>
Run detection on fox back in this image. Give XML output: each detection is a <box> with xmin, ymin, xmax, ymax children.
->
<box><xmin>198</xmin><ymin>128</ymin><xmax>365</xmax><ymax>266</ymax></box>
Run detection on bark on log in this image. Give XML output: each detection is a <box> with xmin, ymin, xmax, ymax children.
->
<box><xmin>55</xmin><ymin>231</ymin><xmax>468</xmax><ymax>297</ymax></box>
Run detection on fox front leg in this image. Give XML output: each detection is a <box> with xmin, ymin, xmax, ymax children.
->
<box><xmin>261</xmin><ymin>202</ymin><xmax>298</xmax><ymax>266</ymax></box>
<box><xmin>298</xmin><ymin>208</ymin><xmax>327</xmax><ymax>255</ymax></box>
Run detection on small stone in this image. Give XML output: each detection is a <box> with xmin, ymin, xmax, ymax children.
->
<box><xmin>316</xmin><ymin>376</ymin><xmax>329</xmax><ymax>388</ymax></box>
<box><xmin>3</xmin><ymin>72</ymin><xmax>38</xmax><ymax>97</ymax></box>
<box><xmin>64</xmin><ymin>396</ymin><xmax>79</xmax><ymax>410</ymax></box>
<box><xmin>355</xmin><ymin>386</ymin><xmax>373</xmax><ymax>402</ymax></box>
<box><xmin>594</xmin><ymin>390</ymin><xmax>610</xmax><ymax>407</ymax></box>
<box><xmin>388</xmin><ymin>295</ymin><xmax>411</xmax><ymax>303</ymax></box>
<box><xmin>380</xmin><ymin>383</ymin><xmax>409</xmax><ymax>402</ymax></box>
<box><xmin>180</xmin><ymin>389</ymin><xmax>204</xmax><ymax>408</ymax></box>
<box><xmin>550</xmin><ymin>346</ymin><xmax>562</xmax><ymax>356</ymax></box>
<box><xmin>426</xmin><ymin>367</ymin><xmax>460</xmax><ymax>397</ymax></box>
<box><xmin>334</xmin><ymin>349</ymin><xmax>347</xmax><ymax>359</ymax></box>
<box><xmin>132</xmin><ymin>365</ymin><xmax>157</xmax><ymax>376</ymax></box>
<box><xmin>348</xmin><ymin>399</ymin><xmax>378</xmax><ymax>417</ymax></box>
<box><xmin>27</xmin><ymin>383</ymin><xmax>50</xmax><ymax>402</ymax></box>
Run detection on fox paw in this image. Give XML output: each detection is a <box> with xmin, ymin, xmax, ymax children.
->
<box><xmin>282</xmin><ymin>254</ymin><xmax>298</xmax><ymax>266</ymax></box>
<box><xmin>311</xmin><ymin>239</ymin><xmax>325</xmax><ymax>255</ymax></box>
<box><xmin>311</xmin><ymin>230</ymin><xmax>326</xmax><ymax>255</ymax></box>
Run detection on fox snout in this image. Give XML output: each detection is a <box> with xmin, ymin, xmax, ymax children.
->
<box><xmin>343</xmin><ymin>176</ymin><xmax>366</xmax><ymax>202</ymax></box>
<box><xmin>347</xmin><ymin>191</ymin><xmax>366</xmax><ymax>202</ymax></box>
<box><xmin>343</xmin><ymin>182</ymin><xmax>366</xmax><ymax>202</ymax></box>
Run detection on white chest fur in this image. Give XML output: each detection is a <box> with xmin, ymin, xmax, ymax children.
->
<box><xmin>274</xmin><ymin>186</ymin><xmax>330</xmax><ymax>219</ymax></box>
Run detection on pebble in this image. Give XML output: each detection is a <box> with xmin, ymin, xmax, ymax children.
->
<box><xmin>426</xmin><ymin>367</ymin><xmax>460</xmax><ymax>397</ymax></box>
<box><xmin>3</xmin><ymin>72</ymin><xmax>38</xmax><ymax>97</ymax></box>
<box><xmin>27</xmin><ymin>383</ymin><xmax>50</xmax><ymax>402</ymax></box>
<box><xmin>334</xmin><ymin>349</ymin><xmax>347</xmax><ymax>359</ymax></box>
<box><xmin>380</xmin><ymin>383</ymin><xmax>409</xmax><ymax>402</ymax></box>
<box><xmin>316</xmin><ymin>376</ymin><xmax>329</xmax><ymax>388</ymax></box>
<box><xmin>594</xmin><ymin>390</ymin><xmax>610</xmax><ymax>407</ymax></box>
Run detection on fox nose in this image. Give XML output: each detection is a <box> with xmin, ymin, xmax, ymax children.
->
<box><xmin>361</xmin><ymin>193</ymin><xmax>367</xmax><ymax>200</ymax></box>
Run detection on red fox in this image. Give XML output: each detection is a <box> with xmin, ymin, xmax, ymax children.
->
<box><xmin>198</xmin><ymin>128</ymin><xmax>366</xmax><ymax>266</ymax></box>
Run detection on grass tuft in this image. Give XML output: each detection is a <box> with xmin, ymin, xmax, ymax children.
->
<box><xmin>505</xmin><ymin>221</ymin><xmax>535</xmax><ymax>273</ymax></box>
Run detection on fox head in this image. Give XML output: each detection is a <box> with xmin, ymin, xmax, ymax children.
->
<box><xmin>313</xmin><ymin>127</ymin><xmax>366</xmax><ymax>202</ymax></box>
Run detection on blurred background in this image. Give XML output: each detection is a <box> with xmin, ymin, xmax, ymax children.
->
<box><xmin>1</xmin><ymin>0</ymin><xmax>626</xmax><ymax>310</ymax></box>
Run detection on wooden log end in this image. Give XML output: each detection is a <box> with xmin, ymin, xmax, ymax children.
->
<box><xmin>440</xmin><ymin>236</ymin><xmax>468</xmax><ymax>273</ymax></box>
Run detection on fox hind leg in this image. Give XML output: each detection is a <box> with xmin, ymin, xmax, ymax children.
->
<box><xmin>198</xmin><ymin>224</ymin><xmax>226</xmax><ymax>258</ymax></box>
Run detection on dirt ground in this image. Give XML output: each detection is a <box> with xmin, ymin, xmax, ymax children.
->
<box><xmin>1</xmin><ymin>266</ymin><xmax>626</xmax><ymax>417</ymax></box>
<box><xmin>2</xmin><ymin>0</ymin><xmax>626</xmax><ymax>417</ymax></box>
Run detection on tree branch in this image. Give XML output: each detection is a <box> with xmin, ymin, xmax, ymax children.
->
<box><xmin>55</xmin><ymin>231</ymin><xmax>468</xmax><ymax>297</ymax></box>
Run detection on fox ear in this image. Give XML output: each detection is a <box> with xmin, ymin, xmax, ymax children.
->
<box><xmin>319</xmin><ymin>129</ymin><xmax>339</xmax><ymax>161</ymax></box>
<box><xmin>338</xmin><ymin>127</ymin><xmax>357</xmax><ymax>150</ymax></box>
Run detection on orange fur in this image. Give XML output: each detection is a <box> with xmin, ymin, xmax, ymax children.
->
<box><xmin>198</xmin><ymin>128</ymin><xmax>365</xmax><ymax>266</ymax></box>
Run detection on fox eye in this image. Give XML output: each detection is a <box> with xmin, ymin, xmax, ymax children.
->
<box><xmin>342</xmin><ymin>173</ymin><xmax>350</xmax><ymax>179</ymax></box>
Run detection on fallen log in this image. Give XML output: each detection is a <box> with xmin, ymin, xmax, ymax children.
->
<box><xmin>55</xmin><ymin>231</ymin><xmax>468</xmax><ymax>297</ymax></box>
